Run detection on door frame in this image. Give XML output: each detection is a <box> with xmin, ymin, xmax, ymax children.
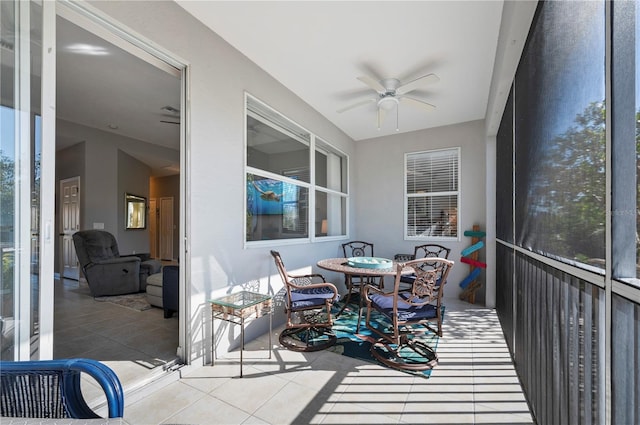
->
<box><xmin>55</xmin><ymin>1</ymin><xmax>190</xmax><ymax>362</ymax></box>
<box><xmin>7</xmin><ymin>0</ymin><xmax>56</xmax><ymax>361</ymax></box>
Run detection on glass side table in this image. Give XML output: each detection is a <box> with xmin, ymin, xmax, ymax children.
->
<box><xmin>208</xmin><ymin>290</ymin><xmax>272</xmax><ymax>377</ymax></box>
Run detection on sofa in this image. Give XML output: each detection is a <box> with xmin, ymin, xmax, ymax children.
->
<box><xmin>128</xmin><ymin>253</ymin><xmax>161</xmax><ymax>291</ymax></box>
<box><xmin>145</xmin><ymin>273</ymin><xmax>164</xmax><ymax>308</ymax></box>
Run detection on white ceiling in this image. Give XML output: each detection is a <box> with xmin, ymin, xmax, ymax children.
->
<box><xmin>55</xmin><ymin>15</ymin><xmax>181</xmax><ymax>176</ymax></box>
<box><xmin>50</xmin><ymin>1</ymin><xmax>515</xmax><ymax>176</ymax></box>
<box><xmin>57</xmin><ymin>17</ymin><xmax>181</xmax><ymax>150</ymax></box>
<box><xmin>176</xmin><ymin>1</ymin><xmax>505</xmax><ymax>141</ymax></box>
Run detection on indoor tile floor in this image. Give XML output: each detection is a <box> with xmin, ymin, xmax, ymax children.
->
<box><xmin>54</xmin><ymin>278</ymin><xmax>180</xmax><ymax>391</ymax></box>
<box><xmin>55</xmin><ymin>280</ymin><xmax>533</xmax><ymax>424</ymax></box>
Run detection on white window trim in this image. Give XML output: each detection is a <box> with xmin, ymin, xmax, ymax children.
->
<box><xmin>244</xmin><ymin>93</ymin><xmax>349</xmax><ymax>247</ymax></box>
<box><xmin>404</xmin><ymin>147</ymin><xmax>461</xmax><ymax>242</ymax></box>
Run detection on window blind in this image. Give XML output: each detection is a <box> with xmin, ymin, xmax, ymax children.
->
<box><xmin>405</xmin><ymin>148</ymin><xmax>459</xmax><ymax>239</ymax></box>
<box><xmin>406</xmin><ymin>149</ymin><xmax>458</xmax><ymax>194</ymax></box>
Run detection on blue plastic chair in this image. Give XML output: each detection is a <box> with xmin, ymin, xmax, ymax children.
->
<box><xmin>0</xmin><ymin>358</ymin><xmax>124</xmax><ymax>418</ymax></box>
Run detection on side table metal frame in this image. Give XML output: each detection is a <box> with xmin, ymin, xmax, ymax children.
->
<box><xmin>209</xmin><ymin>291</ymin><xmax>272</xmax><ymax>378</ymax></box>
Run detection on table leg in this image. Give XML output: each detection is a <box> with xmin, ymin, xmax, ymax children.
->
<box><xmin>335</xmin><ymin>274</ymin><xmax>354</xmax><ymax>317</ymax></box>
<box><xmin>211</xmin><ymin>310</ymin><xmax>216</xmax><ymax>366</ymax></box>
<box><xmin>268</xmin><ymin>305</ymin><xmax>272</xmax><ymax>359</ymax></box>
<box><xmin>240</xmin><ymin>315</ymin><xmax>244</xmax><ymax>378</ymax></box>
<box><xmin>356</xmin><ymin>285</ymin><xmax>363</xmax><ymax>334</ymax></box>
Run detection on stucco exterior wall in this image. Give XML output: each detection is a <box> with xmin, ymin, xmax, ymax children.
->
<box><xmin>88</xmin><ymin>0</ymin><xmax>357</xmax><ymax>364</ymax></box>
<box><xmin>353</xmin><ymin>120</ymin><xmax>488</xmax><ymax>303</ymax></box>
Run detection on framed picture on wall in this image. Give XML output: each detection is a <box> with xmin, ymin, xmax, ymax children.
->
<box><xmin>125</xmin><ymin>193</ymin><xmax>146</xmax><ymax>229</ymax></box>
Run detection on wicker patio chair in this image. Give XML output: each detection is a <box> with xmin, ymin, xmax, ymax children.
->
<box><xmin>0</xmin><ymin>358</ymin><xmax>124</xmax><ymax>418</ymax></box>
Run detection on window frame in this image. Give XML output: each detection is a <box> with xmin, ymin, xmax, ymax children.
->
<box><xmin>611</xmin><ymin>0</ymin><xmax>640</xmax><ymax>287</ymax></box>
<box><xmin>403</xmin><ymin>147</ymin><xmax>461</xmax><ymax>242</ymax></box>
<box><xmin>244</xmin><ymin>93</ymin><xmax>349</xmax><ymax>247</ymax></box>
<box><xmin>314</xmin><ymin>136</ymin><xmax>349</xmax><ymax>238</ymax></box>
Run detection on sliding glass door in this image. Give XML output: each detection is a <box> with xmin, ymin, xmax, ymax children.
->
<box><xmin>1</xmin><ymin>0</ymin><xmax>56</xmax><ymax>360</ymax></box>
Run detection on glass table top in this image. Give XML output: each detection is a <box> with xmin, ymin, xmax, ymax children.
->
<box><xmin>208</xmin><ymin>290</ymin><xmax>271</xmax><ymax>309</ymax></box>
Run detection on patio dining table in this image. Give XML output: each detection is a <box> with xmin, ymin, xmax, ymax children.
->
<box><xmin>316</xmin><ymin>257</ymin><xmax>413</xmax><ymax>332</ymax></box>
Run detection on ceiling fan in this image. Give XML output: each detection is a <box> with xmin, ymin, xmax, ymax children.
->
<box><xmin>337</xmin><ymin>73</ymin><xmax>439</xmax><ymax>131</ymax></box>
<box><xmin>160</xmin><ymin>105</ymin><xmax>180</xmax><ymax>125</ymax></box>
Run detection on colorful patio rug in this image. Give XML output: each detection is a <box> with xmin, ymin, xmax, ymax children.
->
<box><xmin>328</xmin><ymin>301</ymin><xmax>441</xmax><ymax>378</ymax></box>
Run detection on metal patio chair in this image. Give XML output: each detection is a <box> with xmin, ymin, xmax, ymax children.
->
<box><xmin>271</xmin><ymin>250</ymin><xmax>340</xmax><ymax>352</ymax></box>
<box><xmin>363</xmin><ymin>257</ymin><xmax>454</xmax><ymax>371</ymax></box>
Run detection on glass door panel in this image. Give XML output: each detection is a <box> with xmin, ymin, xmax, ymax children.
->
<box><xmin>0</xmin><ymin>0</ymin><xmax>55</xmax><ymax>360</ymax></box>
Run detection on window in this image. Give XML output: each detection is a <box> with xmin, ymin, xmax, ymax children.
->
<box><xmin>245</xmin><ymin>95</ymin><xmax>348</xmax><ymax>244</ymax></box>
<box><xmin>314</xmin><ymin>138</ymin><xmax>347</xmax><ymax>237</ymax></box>
<box><xmin>404</xmin><ymin>148</ymin><xmax>459</xmax><ymax>240</ymax></box>
<box><xmin>281</xmin><ymin>168</ymin><xmax>309</xmax><ymax>234</ymax></box>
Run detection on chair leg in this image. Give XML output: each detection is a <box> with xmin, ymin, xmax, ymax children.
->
<box><xmin>278</xmin><ymin>326</ymin><xmax>337</xmax><ymax>352</ymax></box>
<box><xmin>278</xmin><ymin>305</ymin><xmax>337</xmax><ymax>352</ymax></box>
<box><xmin>370</xmin><ymin>335</ymin><xmax>438</xmax><ymax>371</ymax></box>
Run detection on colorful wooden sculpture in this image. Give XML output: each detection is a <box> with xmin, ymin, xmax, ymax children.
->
<box><xmin>459</xmin><ymin>224</ymin><xmax>485</xmax><ymax>303</ymax></box>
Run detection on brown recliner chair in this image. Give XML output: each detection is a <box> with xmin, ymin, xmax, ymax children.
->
<box><xmin>72</xmin><ymin>230</ymin><xmax>141</xmax><ymax>297</ymax></box>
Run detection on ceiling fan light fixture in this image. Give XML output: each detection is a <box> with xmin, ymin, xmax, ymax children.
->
<box><xmin>66</xmin><ymin>43</ymin><xmax>109</xmax><ymax>56</ymax></box>
<box><xmin>377</xmin><ymin>96</ymin><xmax>398</xmax><ymax>111</ymax></box>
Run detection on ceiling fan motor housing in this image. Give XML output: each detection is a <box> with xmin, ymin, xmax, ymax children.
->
<box><xmin>380</xmin><ymin>78</ymin><xmax>401</xmax><ymax>92</ymax></box>
<box><xmin>375</xmin><ymin>78</ymin><xmax>401</xmax><ymax>110</ymax></box>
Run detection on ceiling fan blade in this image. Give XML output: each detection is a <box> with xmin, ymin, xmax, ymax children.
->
<box><xmin>396</xmin><ymin>73</ymin><xmax>440</xmax><ymax>95</ymax></box>
<box><xmin>357</xmin><ymin>75</ymin><xmax>385</xmax><ymax>93</ymax></box>
<box><xmin>337</xmin><ymin>98</ymin><xmax>376</xmax><ymax>113</ymax></box>
<box><xmin>400</xmin><ymin>95</ymin><xmax>436</xmax><ymax>112</ymax></box>
<box><xmin>377</xmin><ymin>107</ymin><xmax>387</xmax><ymax>130</ymax></box>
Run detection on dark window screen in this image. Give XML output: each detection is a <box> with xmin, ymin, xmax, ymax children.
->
<box><xmin>514</xmin><ymin>0</ymin><xmax>605</xmax><ymax>266</ymax></box>
<box><xmin>496</xmin><ymin>87</ymin><xmax>514</xmax><ymax>243</ymax></box>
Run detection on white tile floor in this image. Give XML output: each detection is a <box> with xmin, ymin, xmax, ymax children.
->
<box><xmin>54</xmin><ymin>279</ymin><xmax>533</xmax><ymax>424</ymax></box>
<box><xmin>117</xmin><ymin>298</ymin><xmax>534</xmax><ymax>425</ymax></box>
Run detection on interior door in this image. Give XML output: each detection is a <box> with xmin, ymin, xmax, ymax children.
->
<box><xmin>159</xmin><ymin>197</ymin><xmax>174</xmax><ymax>260</ymax></box>
<box><xmin>1</xmin><ymin>0</ymin><xmax>56</xmax><ymax>360</ymax></box>
<box><xmin>60</xmin><ymin>177</ymin><xmax>80</xmax><ymax>280</ymax></box>
<box><xmin>149</xmin><ymin>198</ymin><xmax>158</xmax><ymax>258</ymax></box>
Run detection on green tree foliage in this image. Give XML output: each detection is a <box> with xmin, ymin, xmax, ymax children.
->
<box><xmin>1</xmin><ymin>151</ymin><xmax>14</xmax><ymax>234</ymax></box>
<box><xmin>529</xmin><ymin>101</ymin><xmax>606</xmax><ymax>261</ymax></box>
<box><xmin>1</xmin><ymin>151</ymin><xmax>15</xmax><ymax>290</ymax></box>
<box><xmin>529</xmin><ymin>101</ymin><xmax>640</xmax><ymax>265</ymax></box>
